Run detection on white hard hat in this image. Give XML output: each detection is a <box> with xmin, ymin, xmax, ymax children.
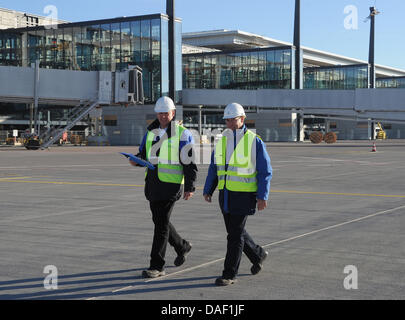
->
<box><xmin>154</xmin><ymin>96</ymin><xmax>176</xmax><ymax>113</ymax></box>
<box><xmin>223</xmin><ymin>102</ymin><xmax>246</xmax><ymax>119</ymax></box>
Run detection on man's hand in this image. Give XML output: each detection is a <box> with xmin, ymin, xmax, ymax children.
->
<box><xmin>203</xmin><ymin>194</ymin><xmax>212</xmax><ymax>203</ymax></box>
<box><xmin>129</xmin><ymin>160</ymin><xmax>138</xmax><ymax>167</ymax></box>
<box><xmin>257</xmin><ymin>199</ymin><xmax>267</xmax><ymax>211</ymax></box>
<box><xmin>183</xmin><ymin>192</ymin><xmax>194</xmax><ymax>200</ymax></box>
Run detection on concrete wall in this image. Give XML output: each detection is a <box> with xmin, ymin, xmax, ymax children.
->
<box><xmin>253</xmin><ymin>111</ymin><xmax>297</xmax><ymax>142</ymax></box>
<box><xmin>0</xmin><ymin>7</ymin><xmax>68</xmax><ymax>29</ymax></box>
<box><xmin>182</xmin><ymin>88</ymin><xmax>405</xmax><ymax>121</ymax></box>
<box><xmin>102</xmin><ymin>105</ymin><xmax>184</xmax><ymax>146</ymax></box>
<box><xmin>328</xmin><ymin>120</ymin><xmax>405</xmax><ymax>140</ymax></box>
<box><xmin>75</xmin><ymin>103</ymin><xmax>405</xmax><ymax>145</ymax></box>
<box><xmin>332</xmin><ymin>120</ymin><xmax>370</xmax><ymax>140</ymax></box>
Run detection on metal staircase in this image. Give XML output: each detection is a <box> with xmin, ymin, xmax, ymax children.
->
<box><xmin>40</xmin><ymin>100</ymin><xmax>99</xmax><ymax>149</ymax></box>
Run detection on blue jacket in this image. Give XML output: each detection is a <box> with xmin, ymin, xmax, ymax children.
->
<box><xmin>203</xmin><ymin>125</ymin><xmax>272</xmax><ymax>215</ymax></box>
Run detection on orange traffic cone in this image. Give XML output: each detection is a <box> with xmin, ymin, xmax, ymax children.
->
<box><xmin>371</xmin><ymin>142</ymin><xmax>377</xmax><ymax>152</ymax></box>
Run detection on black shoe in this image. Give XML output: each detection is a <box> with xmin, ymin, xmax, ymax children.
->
<box><xmin>215</xmin><ymin>277</ymin><xmax>236</xmax><ymax>286</ymax></box>
<box><xmin>142</xmin><ymin>269</ymin><xmax>166</xmax><ymax>278</ymax></box>
<box><xmin>251</xmin><ymin>251</ymin><xmax>269</xmax><ymax>275</ymax></box>
<box><xmin>174</xmin><ymin>242</ymin><xmax>192</xmax><ymax>267</ymax></box>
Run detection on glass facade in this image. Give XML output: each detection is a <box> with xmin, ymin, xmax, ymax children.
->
<box><xmin>376</xmin><ymin>76</ymin><xmax>405</xmax><ymax>88</ymax></box>
<box><xmin>0</xmin><ymin>102</ymin><xmax>67</xmax><ymax>122</ymax></box>
<box><xmin>0</xmin><ymin>32</ymin><xmax>22</xmax><ymax>66</ymax></box>
<box><xmin>183</xmin><ymin>48</ymin><xmax>373</xmax><ymax>91</ymax></box>
<box><xmin>304</xmin><ymin>64</ymin><xmax>369</xmax><ymax>89</ymax></box>
<box><xmin>0</xmin><ymin>14</ymin><xmax>179</xmax><ymax>104</ymax></box>
<box><xmin>175</xmin><ymin>21</ymin><xmax>183</xmax><ymax>102</ymax></box>
<box><xmin>183</xmin><ymin>46</ymin><xmax>293</xmax><ymax>90</ymax></box>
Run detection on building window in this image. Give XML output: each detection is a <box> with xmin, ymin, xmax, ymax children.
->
<box><xmin>304</xmin><ymin>64</ymin><xmax>369</xmax><ymax>90</ymax></box>
<box><xmin>0</xmin><ymin>15</ymin><xmax>170</xmax><ymax>103</ymax></box>
<box><xmin>104</xmin><ymin>115</ymin><xmax>117</xmax><ymax>126</ymax></box>
<box><xmin>279</xmin><ymin>119</ymin><xmax>292</xmax><ymax>127</ymax></box>
<box><xmin>356</xmin><ymin>122</ymin><xmax>368</xmax><ymax>129</ymax></box>
<box><xmin>183</xmin><ymin>47</ymin><xmax>293</xmax><ymax>91</ymax></box>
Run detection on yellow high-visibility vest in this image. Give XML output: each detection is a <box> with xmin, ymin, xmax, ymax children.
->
<box><xmin>215</xmin><ymin>129</ymin><xmax>258</xmax><ymax>192</ymax></box>
<box><xmin>145</xmin><ymin>125</ymin><xmax>185</xmax><ymax>184</ymax></box>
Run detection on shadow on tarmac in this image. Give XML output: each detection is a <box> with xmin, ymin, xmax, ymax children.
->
<box><xmin>0</xmin><ymin>268</ymin><xmax>237</xmax><ymax>300</ymax></box>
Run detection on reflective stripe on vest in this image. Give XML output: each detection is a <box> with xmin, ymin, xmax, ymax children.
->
<box><xmin>145</xmin><ymin>125</ymin><xmax>185</xmax><ymax>184</ymax></box>
<box><xmin>215</xmin><ymin>130</ymin><xmax>258</xmax><ymax>192</ymax></box>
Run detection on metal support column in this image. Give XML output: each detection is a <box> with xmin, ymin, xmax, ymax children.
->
<box><xmin>368</xmin><ymin>6</ymin><xmax>379</xmax><ymax>139</ymax></box>
<box><xmin>294</xmin><ymin>0</ymin><xmax>303</xmax><ymax>141</ymax></box>
<box><xmin>29</xmin><ymin>103</ymin><xmax>33</xmax><ymax>132</ymax></box>
<box><xmin>167</xmin><ymin>0</ymin><xmax>176</xmax><ymax>102</ymax></box>
<box><xmin>294</xmin><ymin>0</ymin><xmax>301</xmax><ymax>90</ymax></box>
<box><xmin>198</xmin><ymin>105</ymin><xmax>203</xmax><ymax>138</ymax></box>
<box><xmin>368</xmin><ymin>7</ymin><xmax>376</xmax><ymax>89</ymax></box>
<box><xmin>371</xmin><ymin>121</ymin><xmax>376</xmax><ymax>140</ymax></box>
<box><xmin>33</xmin><ymin>60</ymin><xmax>40</xmax><ymax>135</ymax></box>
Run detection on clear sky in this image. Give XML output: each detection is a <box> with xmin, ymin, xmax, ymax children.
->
<box><xmin>3</xmin><ymin>0</ymin><xmax>405</xmax><ymax>70</ymax></box>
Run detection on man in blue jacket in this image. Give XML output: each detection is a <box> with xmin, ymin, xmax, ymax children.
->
<box><xmin>203</xmin><ymin>102</ymin><xmax>272</xmax><ymax>286</ymax></box>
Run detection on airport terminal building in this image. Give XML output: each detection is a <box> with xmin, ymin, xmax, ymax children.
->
<box><xmin>1</xmin><ymin>7</ymin><xmax>405</xmax><ymax>145</ymax></box>
<box><xmin>0</xmin><ymin>9</ymin><xmax>182</xmax><ymax>145</ymax></box>
<box><xmin>181</xmin><ymin>30</ymin><xmax>405</xmax><ymax>141</ymax></box>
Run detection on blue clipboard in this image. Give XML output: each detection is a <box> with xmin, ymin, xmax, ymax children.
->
<box><xmin>120</xmin><ymin>152</ymin><xmax>156</xmax><ymax>170</ymax></box>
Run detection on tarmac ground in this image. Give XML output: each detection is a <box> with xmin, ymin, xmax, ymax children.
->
<box><xmin>0</xmin><ymin>140</ymin><xmax>404</xmax><ymax>301</ymax></box>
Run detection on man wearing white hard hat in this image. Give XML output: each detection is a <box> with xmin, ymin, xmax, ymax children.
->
<box><xmin>130</xmin><ymin>96</ymin><xmax>197</xmax><ymax>278</ymax></box>
<box><xmin>203</xmin><ymin>102</ymin><xmax>272</xmax><ymax>286</ymax></box>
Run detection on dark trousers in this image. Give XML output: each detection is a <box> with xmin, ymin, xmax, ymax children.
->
<box><xmin>222</xmin><ymin>213</ymin><xmax>265</xmax><ymax>279</ymax></box>
<box><xmin>149</xmin><ymin>200</ymin><xmax>187</xmax><ymax>271</ymax></box>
